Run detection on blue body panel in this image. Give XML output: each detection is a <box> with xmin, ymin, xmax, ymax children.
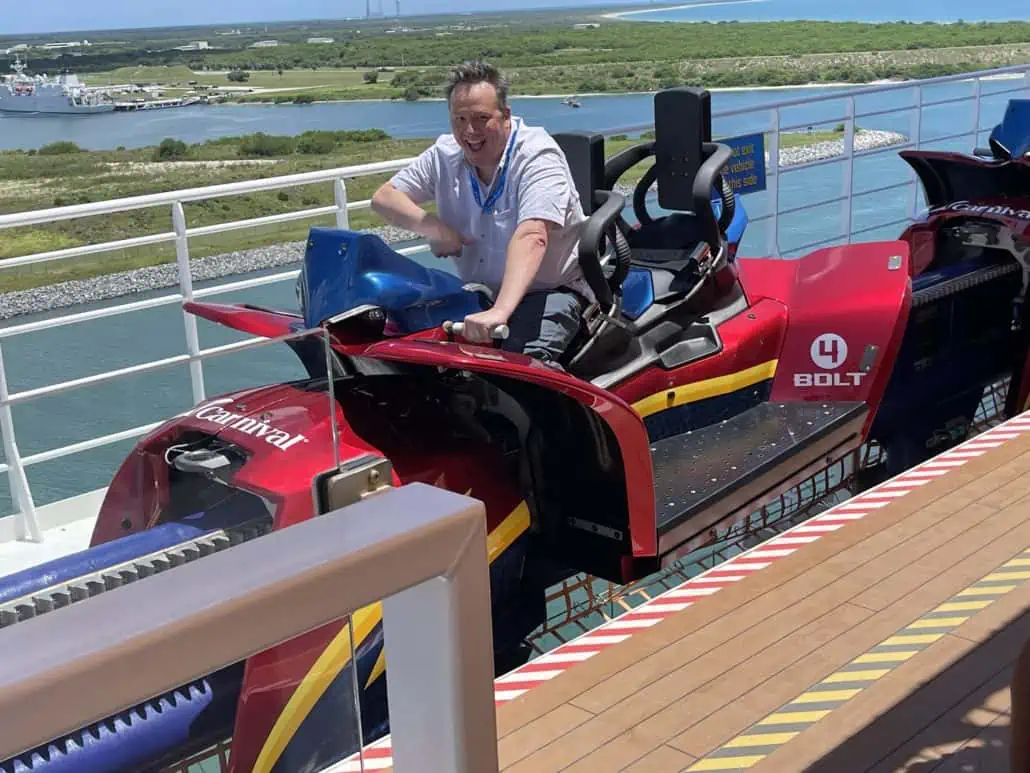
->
<box><xmin>990</xmin><ymin>98</ymin><xmax>1030</xmax><ymax>158</ymax></box>
<box><xmin>1</xmin><ymin>666</ymin><xmax>242</xmax><ymax>773</ymax></box>
<box><xmin>0</xmin><ymin>498</ymin><xmax>258</xmax><ymax>602</ymax></box>
<box><xmin>300</xmin><ymin>227</ymin><xmax>481</xmax><ymax>334</ymax></box>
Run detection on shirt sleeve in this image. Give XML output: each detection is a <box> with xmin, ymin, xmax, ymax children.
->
<box><xmin>389</xmin><ymin>142</ymin><xmax>439</xmax><ymax>204</ymax></box>
<box><xmin>516</xmin><ymin>149</ymin><xmax>572</xmax><ymax>228</ymax></box>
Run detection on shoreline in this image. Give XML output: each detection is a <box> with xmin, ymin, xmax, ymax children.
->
<box><xmin>222</xmin><ymin>69</ymin><xmax>1026</xmax><ymax>107</ymax></box>
<box><xmin>224</xmin><ymin>81</ymin><xmax>871</xmax><ymax>107</ymax></box>
<box><xmin>0</xmin><ymin>128</ymin><xmax>908</xmax><ymax>322</ymax></box>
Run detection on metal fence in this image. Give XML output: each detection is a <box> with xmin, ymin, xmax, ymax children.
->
<box><xmin>1</xmin><ymin>62</ymin><xmax>1029</xmax><ymax>541</ymax></box>
<box><xmin>0</xmin><ymin>482</ymin><xmax>497</xmax><ymax>773</ymax></box>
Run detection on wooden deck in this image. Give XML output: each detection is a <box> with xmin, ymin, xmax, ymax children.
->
<box><xmin>493</xmin><ymin>430</ymin><xmax>1030</xmax><ymax>772</ymax></box>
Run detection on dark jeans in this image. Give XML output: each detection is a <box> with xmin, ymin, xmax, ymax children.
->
<box><xmin>501</xmin><ymin>290</ymin><xmax>583</xmax><ymax>364</ymax></box>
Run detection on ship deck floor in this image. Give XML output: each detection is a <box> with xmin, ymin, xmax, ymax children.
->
<box><xmin>489</xmin><ymin>427</ymin><xmax>1030</xmax><ymax>772</ymax></box>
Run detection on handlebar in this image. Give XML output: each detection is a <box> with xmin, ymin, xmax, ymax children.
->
<box><xmin>442</xmin><ymin>320</ymin><xmax>510</xmax><ymax>340</ymax></box>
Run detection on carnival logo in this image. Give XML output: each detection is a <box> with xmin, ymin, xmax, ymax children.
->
<box><xmin>184</xmin><ymin>398</ymin><xmax>309</xmax><ymax>451</ymax></box>
<box><xmin>931</xmin><ymin>200</ymin><xmax>1030</xmax><ymax>220</ymax></box>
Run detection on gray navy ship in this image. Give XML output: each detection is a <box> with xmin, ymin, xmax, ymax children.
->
<box><xmin>0</xmin><ymin>56</ymin><xmax>114</xmax><ymax>114</ymax></box>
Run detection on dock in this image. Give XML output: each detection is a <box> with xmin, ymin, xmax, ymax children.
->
<box><xmin>338</xmin><ymin>412</ymin><xmax>1030</xmax><ymax>772</ymax></box>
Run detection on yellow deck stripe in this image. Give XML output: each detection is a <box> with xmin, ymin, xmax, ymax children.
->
<box><xmin>983</xmin><ymin>570</ymin><xmax>1030</xmax><ymax>581</ymax></box>
<box><xmin>689</xmin><ymin>756</ymin><xmax>766</xmax><ymax>770</ymax></box>
<box><xmin>725</xmin><ymin>732</ymin><xmax>800</xmax><ymax>747</ymax></box>
<box><xmin>793</xmin><ymin>688</ymin><xmax>861</xmax><ymax>703</ymax></box>
<box><xmin>957</xmin><ymin>584</ymin><xmax>1016</xmax><ymax>596</ymax></box>
<box><xmin>934</xmin><ymin>600</ymin><xmax>994</xmax><ymax>612</ymax></box>
<box><xmin>853</xmin><ymin>650</ymin><xmax>919</xmax><ymax>664</ymax></box>
<box><xmin>881</xmin><ymin>633</ymin><xmax>944</xmax><ymax>646</ymax></box>
<box><xmin>907</xmin><ymin>616</ymin><xmax>970</xmax><ymax>629</ymax></box>
<box><xmin>687</xmin><ymin>544</ymin><xmax>1030</xmax><ymax>772</ymax></box>
<box><xmin>631</xmin><ymin>360</ymin><xmax>777</xmax><ymax>418</ymax></box>
<box><xmin>756</xmin><ymin>710</ymin><xmax>832</xmax><ymax>725</ymax></box>
<box><xmin>821</xmin><ymin>669</ymin><xmax>889</xmax><ymax>683</ymax></box>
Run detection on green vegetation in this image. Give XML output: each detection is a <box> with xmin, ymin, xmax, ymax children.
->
<box><xmin>0</xmin><ymin>124</ymin><xmax>848</xmax><ymax>294</ymax></box>
<box><xmin>10</xmin><ymin>16</ymin><xmax>1030</xmax><ymax>101</ymax></box>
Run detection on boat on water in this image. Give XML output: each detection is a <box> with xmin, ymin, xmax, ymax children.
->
<box><xmin>0</xmin><ymin>56</ymin><xmax>115</xmax><ymax>115</ymax></box>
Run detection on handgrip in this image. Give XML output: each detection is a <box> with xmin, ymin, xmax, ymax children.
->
<box><xmin>443</xmin><ymin>320</ymin><xmax>510</xmax><ymax>340</ymax></box>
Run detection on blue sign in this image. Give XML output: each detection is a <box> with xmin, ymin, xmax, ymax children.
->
<box><xmin>720</xmin><ymin>132</ymin><xmax>767</xmax><ymax>195</ymax></box>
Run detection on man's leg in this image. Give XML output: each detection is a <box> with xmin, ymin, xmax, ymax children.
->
<box><xmin>501</xmin><ymin>290</ymin><xmax>583</xmax><ymax>364</ymax></box>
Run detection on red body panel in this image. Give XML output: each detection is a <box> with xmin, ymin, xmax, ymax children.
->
<box><xmin>89</xmin><ymin>237</ymin><xmax>917</xmax><ymax>773</ymax></box>
<box><xmin>738</xmin><ymin>242</ymin><xmax>913</xmax><ymax>425</ymax></box>
<box><xmin>362</xmin><ymin>338</ymin><xmax>658</xmax><ymax>559</ymax></box>
<box><xmin>613</xmin><ymin>297</ymin><xmax>788</xmax><ymax>405</ymax></box>
<box><xmin>185</xmin><ymin>301</ymin><xmax>305</xmax><ymax>339</ymax></box>
<box><xmin>91</xmin><ymin>373</ymin><xmax>527</xmax><ymax>773</ymax></box>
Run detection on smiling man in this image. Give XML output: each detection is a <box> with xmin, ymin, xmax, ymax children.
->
<box><xmin>370</xmin><ymin>60</ymin><xmax>594</xmax><ymax>364</ymax></box>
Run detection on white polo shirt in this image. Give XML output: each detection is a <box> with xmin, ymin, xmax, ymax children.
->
<box><xmin>389</xmin><ymin>116</ymin><xmax>594</xmax><ymax>303</ymax></box>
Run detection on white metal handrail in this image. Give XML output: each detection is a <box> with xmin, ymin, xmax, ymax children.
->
<box><xmin>1</xmin><ymin>63</ymin><xmax>1029</xmax><ymax>542</ymax></box>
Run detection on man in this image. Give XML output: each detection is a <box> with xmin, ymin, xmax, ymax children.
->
<box><xmin>370</xmin><ymin>60</ymin><xmax>593</xmax><ymax>364</ymax></box>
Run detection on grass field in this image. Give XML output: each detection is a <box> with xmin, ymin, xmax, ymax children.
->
<box><xmin>84</xmin><ymin>65</ymin><xmax>384</xmax><ymax>90</ymax></box>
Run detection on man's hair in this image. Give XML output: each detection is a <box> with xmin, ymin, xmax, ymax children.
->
<box><xmin>445</xmin><ymin>60</ymin><xmax>509</xmax><ymax>111</ymax></box>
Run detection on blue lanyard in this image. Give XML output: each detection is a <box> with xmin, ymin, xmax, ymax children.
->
<box><xmin>468</xmin><ymin>122</ymin><xmax>520</xmax><ymax>214</ymax></box>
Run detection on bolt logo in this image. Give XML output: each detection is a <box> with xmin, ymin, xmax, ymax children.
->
<box><xmin>795</xmin><ymin>333</ymin><xmax>867</xmax><ymax>389</ymax></box>
<box><xmin>810</xmin><ymin>333</ymin><xmax>847</xmax><ymax>370</ymax></box>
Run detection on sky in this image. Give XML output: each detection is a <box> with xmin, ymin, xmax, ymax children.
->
<box><xmin>3</xmin><ymin>0</ymin><xmax>642</xmax><ymax>36</ymax></box>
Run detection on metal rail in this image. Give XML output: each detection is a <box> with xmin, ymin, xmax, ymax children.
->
<box><xmin>0</xmin><ymin>482</ymin><xmax>498</xmax><ymax>773</ymax></box>
<box><xmin>0</xmin><ymin>63</ymin><xmax>1029</xmax><ymax>540</ymax></box>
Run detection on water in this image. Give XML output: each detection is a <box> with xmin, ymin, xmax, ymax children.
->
<box><xmin>614</xmin><ymin>0</ymin><xmax>1030</xmax><ymax>23</ymax></box>
<box><xmin>0</xmin><ymin>75</ymin><xmax>1026</xmax><ymax>517</ymax></box>
<box><xmin>0</xmin><ymin>87</ymin><xmax>857</xmax><ymax>151</ymax></box>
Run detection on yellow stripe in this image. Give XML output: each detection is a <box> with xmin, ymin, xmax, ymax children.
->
<box><xmin>821</xmin><ymin>669</ymin><xmax>889</xmax><ymax>683</ymax></box>
<box><xmin>251</xmin><ymin>605</ymin><xmax>382</xmax><ymax>773</ymax></box>
<box><xmin>934</xmin><ymin>600</ymin><xmax>994</xmax><ymax>612</ymax></box>
<box><xmin>631</xmin><ymin>360</ymin><xmax>778</xmax><ymax>419</ymax></box>
<box><xmin>756</xmin><ymin>710</ymin><xmax>832</xmax><ymax>725</ymax></box>
<box><xmin>853</xmin><ymin>650</ymin><xmax>918</xmax><ymax>664</ymax></box>
<box><xmin>366</xmin><ymin>647</ymin><xmax>387</xmax><ymax>689</ymax></box>
<box><xmin>983</xmin><ymin>570</ymin><xmax>1030</xmax><ymax>582</ymax></box>
<box><xmin>957</xmin><ymin>584</ymin><xmax>1016</xmax><ymax>596</ymax></box>
<box><xmin>725</xmin><ymin>732</ymin><xmax>799</xmax><ymax>747</ymax></box>
<box><xmin>881</xmin><ymin>633</ymin><xmax>944</xmax><ymax>646</ymax></box>
<box><xmin>689</xmin><ymin>756</ymin><xmax>766</xmax><ymax>770</ymax></box>
<box><xmin>906</xmin><ymin>616</ymin><xmax>969</xmax><ymax>629</ymax></box>
<box><xmin>487</xmin><ymin>501</ymin><xmax>531</xmax><ymax>563</ymax></box>
<box><xmin>252</xmin><ymin>501</ymin><xmax>532</xmax><ymax>773</ymax></box>
<box><xmin>1004</xmin><ymin>558</ymin><xmax>1030</xmax><ymax>567</ymax></box>
<box><xmin>792</xmin><ymin>689</ymin><xmax>861</xmax><ymax>704</ymax></box>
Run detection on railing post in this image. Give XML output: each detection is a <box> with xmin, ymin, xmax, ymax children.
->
<box><xmin>1024</xmin><ymin>65</ymin><xmax>1030</xmax><ymax>99</ymax></box>
<box><xmin>972</xmin><ymin>76</ymin><xmax>983</xmax><ymax>148</ymax></box>
<box><xmin>171</xmin><ymin>201</ymin><xmax>206</xmax><ymax>405</ymax></box>
<box><xmin>909</xmin><ymin>85</ymin><xmax>924</xmax><ymax>220</ymax></box>
<box><xmin>0</xmin><ymin>343</ymin><xmax>41</xmax><ymax>543</ymax></box>
<box><xmin>334</xmin><ymin>179</ymin><xmax>350</xmax><ymax>230</ymax></box>
<box><xmin>768</xmin><ymin>107</ymin><xmax>781</xmax><ymax>257</ymax></box>
<box><xmin>842</xmin><ymin>96</ymin><xmax>856</xmax><ymax>244</ymax></box>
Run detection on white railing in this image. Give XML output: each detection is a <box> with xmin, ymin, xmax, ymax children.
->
<box><xmin>1</xmin><ymin>62</ymin><xmax>1029</xmax><ymax>542</ymax></box>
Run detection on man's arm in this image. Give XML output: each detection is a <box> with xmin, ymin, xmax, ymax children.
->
<box><xmin>370</xmin><ymin>144</ymin><xmax>469</xmax><ymax>254</ymax></box>
<box><xmin>492</xmin><ymin>149</ymin><xmax>571</xmax><ymax>314</ymax></box>
<box><xmin>371</xmin><ymin>181</ymin><xmax>446</xmax><ymax>241</ymax></box>
<box><xmin>460</xmin><ymin>150</ymin><xmax>569</xmax><ymax>341</ymax></box>
<box><xmin>492</xmin><ymin>219</ymin><xmax>551</xmax><ymax>316</ymax></box>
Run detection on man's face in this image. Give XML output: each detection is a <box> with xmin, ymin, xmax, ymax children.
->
<box><xmin>448</xmin><ymin>81</ymin><xmax>511</xmax><ymax>171</ymax></box>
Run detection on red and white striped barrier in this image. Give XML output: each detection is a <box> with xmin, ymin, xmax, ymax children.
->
<box><xmin>332</xmin><ymin>413</ymin><xmax>1030</xmax><ymax>771</ymax></box>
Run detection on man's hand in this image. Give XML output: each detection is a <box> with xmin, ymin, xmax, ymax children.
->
<box><xmin>461</xmin><ymin>307</ymin><xmax>511</xmax><ymax>344</ymax></box>
<box><xmin>425</xmin><ymin>215</ymin><xmax>474</xmax><ymax>258</ymax></box>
